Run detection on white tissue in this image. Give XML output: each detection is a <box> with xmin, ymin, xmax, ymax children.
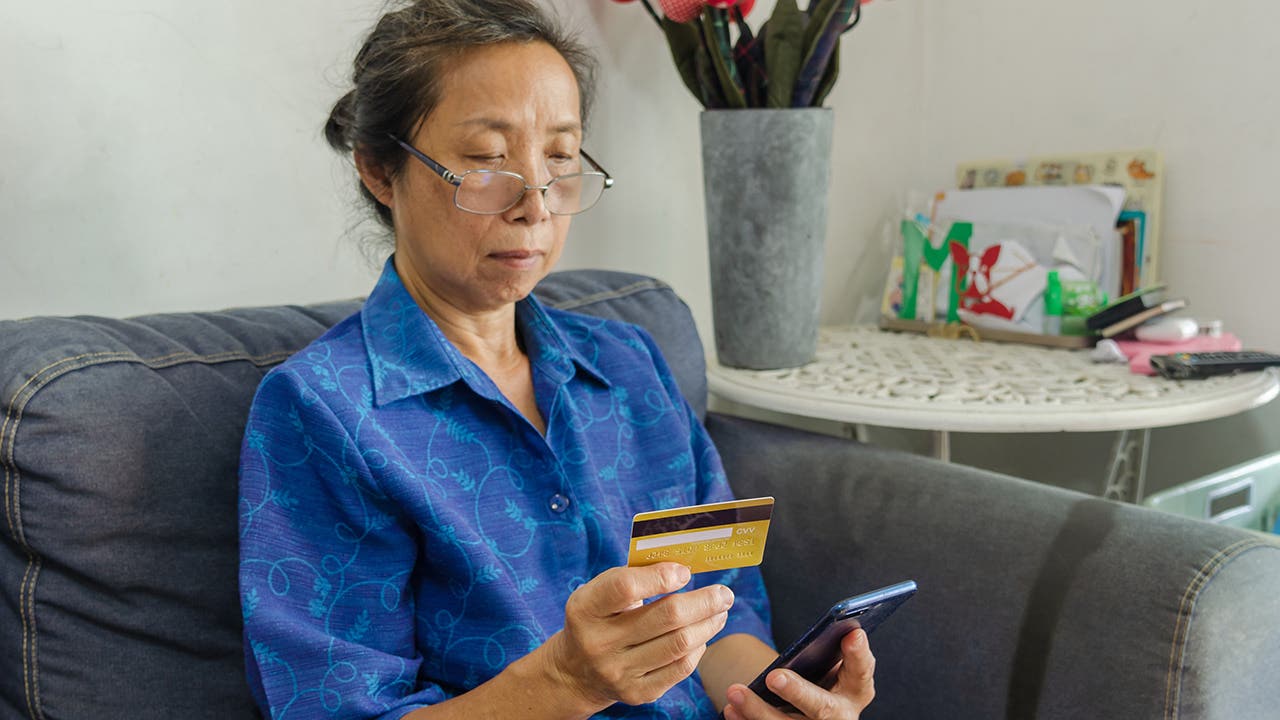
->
<box><xmin>1091</xmin><ymin>339</ymin><xmax>1129</xmax><ymax>364</ymax></box>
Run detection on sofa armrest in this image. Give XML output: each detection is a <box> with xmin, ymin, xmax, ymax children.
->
<box><xmin>707</xmin><ymin>413</ymin><xmax>1280</xmax><ymax>719</ymax></box>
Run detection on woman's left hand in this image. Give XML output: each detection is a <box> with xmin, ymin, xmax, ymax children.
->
<box><xmin>721</xmin><ymin>628</ymin><xmax>876</xmax><ymax>720</ymax></box>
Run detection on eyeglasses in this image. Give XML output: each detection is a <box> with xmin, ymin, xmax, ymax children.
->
<box><xmin>389</xmin><ymin>134</ymin><xmax>614</xmax><ymax>216</ymax></box>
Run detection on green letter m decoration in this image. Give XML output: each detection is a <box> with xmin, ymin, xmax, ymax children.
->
<box><xmin>898</xmin><ymin>220</ymin><xmax>972</xmax><ymax>323</ymax></box>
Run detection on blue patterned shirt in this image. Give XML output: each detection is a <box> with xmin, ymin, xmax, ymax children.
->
<box><xmin>238</xmin><ymin>260</ymin><xmax>773</xmax><ymax>720</ymax></box>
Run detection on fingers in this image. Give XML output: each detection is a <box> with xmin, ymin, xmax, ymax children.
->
<box><xmin>722</xmin><ymin>630</ymin><xmax>876</xmax><ymax>720</ymax></box>
<box><xmin>552</xmin><ymin>564</ymin><xmax>737</xmax><ymax>708</ymax></box>
<box><xmin>628</xmin><ymin>599</ymin><xmax>731</xmax><ymax>674</ymax></box>
<box><xmin>638</xmin><ymin>636</ymin><xmax>712</xmax><ymax>698</ymax></box>
<box><xmin>632</xmin><ymin>582</ymin><xmax>735</xmax><ymax>641</ymax></box>
<box><xmin>597</xmin><ymin>579</ymin><xmax>733</xmax><ymax>676</ymax></box>
<box><xmin>834</xmin><ymin>628</ymin><xmax>876</xmax><ymax>709</ymax></box>
<box><xmin>575</xmin><ymin>563</ymin><xmax>692</xmax><ymax>617</ymax></box>
<box><xmin>722</xmin><ymin>683</ymin><xmax>788</xmax><ymax>720</ymax></box>
<box><xmin>724</xmin><ymin>672</ymin><xmax>857</xmax><ymax>720</ymax></box>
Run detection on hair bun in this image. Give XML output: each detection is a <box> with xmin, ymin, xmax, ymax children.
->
<box><xmin>324</xmin><ymin>90</ymin><xmax>357</xmax><ymax>151</ymax></box>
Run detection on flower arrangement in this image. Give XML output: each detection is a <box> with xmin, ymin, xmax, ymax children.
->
<box><xmin>611</xmin><ymin>0</ymin><xmax>868</xmax><ymax>109</ymax></box>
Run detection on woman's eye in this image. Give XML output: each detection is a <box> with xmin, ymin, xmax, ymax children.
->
<box><xmin>466</xmin><ymin>155</ymin><xmax>504</xmax><ymax>164</ymax></box>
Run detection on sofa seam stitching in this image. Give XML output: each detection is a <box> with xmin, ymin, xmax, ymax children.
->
<box><xmin>3</xmin><ymin>347</ymin><xmax>298</xmax><ymax>720</ymax></box>
<box><xmin>5</xmin><ymin>349</ymin><xmax>295</xmax><ymax>543</ymax></box>
<box><xmin>4</xmin><ymin>352</ymin><xmax>129</xmax><ymax>545</ymax></box>
<box><xmin>1162</xmin><ymin>538</ymin><xmax>1274</xmax><ymax>719</ymax></box>
<box><xmin>21</xmin><ymin>556</ymin><xmax>42</xmax><ymax>720</ymax></box>
<box><xmin>543</xmin><ymin>279</ymin><xmax>671</xmax><ymax>311</ymax></box>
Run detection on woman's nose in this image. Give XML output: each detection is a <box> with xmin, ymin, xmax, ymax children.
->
<box><xmin>505</xmin><ymin>154</ymin><xmax>553</xmax><ymax>221</ymax></box>
<box><xmin>508</xmin><ymin>179</ymin><xmax>552</xmax><ymax>222</ymax></box>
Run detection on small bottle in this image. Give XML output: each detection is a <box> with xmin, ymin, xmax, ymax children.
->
<box><xmin>1043</xmin><ymin>270</ymin><xmax>1063</xmax><ymax>335</ymax></box>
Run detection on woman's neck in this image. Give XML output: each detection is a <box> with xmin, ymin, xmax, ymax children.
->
<box><xmin>394</xmin><ymin>256</ymin><xmax>525</xmax><ymax>373</ymax></box>
<box><xmin>393</xmin><ymin>259</ymin><xmax>545</xmax><ymax>434</ymax></box>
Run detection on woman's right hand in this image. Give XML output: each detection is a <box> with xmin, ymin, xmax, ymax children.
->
<box><xmin>544</xmin><ymin>562</ymin><xmax>734</xmax><ymax>711</ymax></box>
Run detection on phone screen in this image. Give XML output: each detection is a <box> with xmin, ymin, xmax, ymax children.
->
<box><xmin>744</xmin><ymin>580</ymin><xmax>917</xmax><ymax>710</ymax></box>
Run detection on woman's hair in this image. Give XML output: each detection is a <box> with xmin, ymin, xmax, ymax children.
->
<box><xmin>324</xmin><ymin>0</ymin><xmax>598</xmax><ymax>230</ymax></box>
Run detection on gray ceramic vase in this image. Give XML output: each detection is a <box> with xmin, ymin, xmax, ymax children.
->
<box><xmin>701</xmin><ymin>108</ymin><xmax>834</xmax><ymax>369</ymax></box>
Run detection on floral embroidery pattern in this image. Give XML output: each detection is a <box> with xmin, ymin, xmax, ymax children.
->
<box><xmin>239</xmin><ymin>261</ymin><xmax>771</xmax><ymax>719</ymax></box>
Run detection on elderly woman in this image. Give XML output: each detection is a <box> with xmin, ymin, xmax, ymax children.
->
<box><xmin>237</xmin><ymin>1</ymin><xmax>876</xmax><ymax>719</ymax></box>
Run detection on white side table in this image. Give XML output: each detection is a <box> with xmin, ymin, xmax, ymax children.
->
<box><xmin>708</xmin><ymin>325</ymin><xmax>1280</xmax><ymax>502</ymax></box>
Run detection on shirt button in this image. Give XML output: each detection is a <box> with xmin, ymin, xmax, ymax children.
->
<box><xmin>548</xmin><ymin>493</ymin><xmax>571</xmax><ymax>513</ymax></box>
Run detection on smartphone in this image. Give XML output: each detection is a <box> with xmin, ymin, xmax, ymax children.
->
<box><xmin>743</xmin><ymin>580</ymin><xmax>917</xmax><ymax>711</ymax></box>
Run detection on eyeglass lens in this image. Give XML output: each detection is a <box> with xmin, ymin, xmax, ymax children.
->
<box><xmin>455</xmin><ymin>172</ymin><xmax>607</xmax><ymax>215</ymax></box>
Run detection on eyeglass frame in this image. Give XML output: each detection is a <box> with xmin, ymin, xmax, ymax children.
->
<box><xmin>388</xmin><ymin>133</ymin><xmax>614</xmax><ymax>216</ymax></box>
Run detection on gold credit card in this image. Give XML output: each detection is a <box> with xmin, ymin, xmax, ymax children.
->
<box><xmin>626</xmin><ymin>496</ymin><xmax>774</xmax><ymax>574</ymax></box>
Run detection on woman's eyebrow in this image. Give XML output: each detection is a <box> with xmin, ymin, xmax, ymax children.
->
<box><xmin>455</xmin><ymin>117</ymin><xmax>581</xmax><ymax>135</ymax></box>
<box><xmin>548</xmin><ymin>121</ymin><xmax>582</xmax><ymax>136</ymax></box>
<box><xmin>456</xmin><ymin>117</ymin><xmax>514</xmax><ymax>131</ymax></box>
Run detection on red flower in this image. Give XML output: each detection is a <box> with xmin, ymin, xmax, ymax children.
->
<box><xmin>613</xmin><ymin>0</ymin><xmax>871</xmax><ymax>108</ymax></box>
<box><xmin>707</xmin><ymin>0</ymin><xmax>755</xmax><ymax>16</ymax></box>
<box><xmin>658</xmin><ymin>0</ymin><xmax>707</xmax><ymax>23</ymax></box>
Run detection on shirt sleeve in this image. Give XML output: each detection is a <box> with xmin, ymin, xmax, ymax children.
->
<box><xmin>238</xmin><ymin>369</ymin><xmax>444</xmax><ymax>720</ymax></box>
<box><xmin>632</xmin><ymin>327</ymin><xmax>775</xmax><ymax>651</ymax></box>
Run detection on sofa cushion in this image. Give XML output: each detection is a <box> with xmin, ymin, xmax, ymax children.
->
<box><xmin>0</xmin><ymin>269</ymin><xmax>703</xmax><ymax>719</ymax></box>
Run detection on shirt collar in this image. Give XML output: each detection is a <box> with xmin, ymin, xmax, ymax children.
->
<box><xmin>516</xmin><ymin>289</ymin><xmax>611</xmax><ymax>390</ymax></box>
<box><xmin>361</xmin><ymin>258</ymin><xmax>609</xmax><ymax>408</ymax></box>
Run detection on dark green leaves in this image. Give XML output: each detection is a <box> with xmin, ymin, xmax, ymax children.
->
<box><xmin>661</xmin><ymin>17</ymin><xmax>705</xmax><ymax>105</ymax></box>
<box><xmin>764</xmin><ymin>0</ymin><xmax>805</xmax><ymax>108</ymax></box>
<box><xmin>649</xmin><ymin>0</ymin><xmax>862</xmax><ymax>109</ymax></box>
<box><xmin>793</xmin><ymin>0</ymin><xmax>857</xmax><ymax>106</ymax></box>
<box><xmin>701</xmin><ymin>10</ymin><xmax>747</xmax><ymax>108</ymax></box>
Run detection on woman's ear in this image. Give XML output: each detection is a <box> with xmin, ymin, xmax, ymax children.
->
<box><xmin>355</xmin><ymin>151</ymin><xmax>395</xmax><ymax>209</ymax></box>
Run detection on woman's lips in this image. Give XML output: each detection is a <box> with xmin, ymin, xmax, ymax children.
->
<box><xmin>489</xmin><ymin>249</ymin><xmax>542</xmax><ymax>268</ymax></box>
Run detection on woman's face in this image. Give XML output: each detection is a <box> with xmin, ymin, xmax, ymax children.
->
<box><xmin>384</xmin><ymin>41</ymin><xmax>582</xmax><ymax>314</ymax></box>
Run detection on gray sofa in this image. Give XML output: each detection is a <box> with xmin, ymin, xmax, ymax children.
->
<box><xmin>2</xmin><ymin>270</ymin><xmax>1278</xmax><ymax>720</ymax></box>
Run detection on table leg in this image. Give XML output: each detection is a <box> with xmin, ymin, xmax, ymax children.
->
<box><xmin>839</xmin><ymin>424</ymin><xmax>872</xmax><ymax>443</ymax></box>
<box><xmin>932</xmin><ymin>430</ymin><xmax>951</xmax><ymax>463</ymax></box>
<box><xmin>1101</xmin><ymin>428</ymin><xmax>1151</xmax><ymax>502</ymax></box>
<box><xmin>854</xmin><ymin>424</ymin><xmax>870</xmax><ymax>444</ymax></box>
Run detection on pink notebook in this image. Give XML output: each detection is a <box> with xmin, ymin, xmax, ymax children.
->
<box><xmin>1115</xmin><ymin>334</ymin><xmax>1242</xmax><ymax>375</ymax></box>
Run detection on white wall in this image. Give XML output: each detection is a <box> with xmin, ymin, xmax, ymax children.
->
<box><xmin>0</xmin><ymin>0</ymin><xmax>923</xmax><ymax>335</ymax></box>
<box><xmin>0</xmin><ymin>1</ymin><xmax>380</xmax><ymax>318</ymax></box>
<box><xmin>916</xmin><ymin>0</ymin><xmax>1280</xmax><ymax>352</ymax></box>
<box><xmin>552</xmin><ymin>0</ymin><xmax>925</xmax><ymax>338</ymax></box>
<box><xmin>4</xmin><ymin>1</ymin><xmax>1273</xmax><ymax>341</ymax></box>
<box><xmin>3</xmin><ymin>1</ymin><xmax>1278</xmax><ymax>491</ymax></box>
<box><xmin>906</xmin><ymin>0</ymin><xmax>1280</xmax><ymax>490</ymax></box>
<box><xmin>557</xmin><ymin>0</ymin><xmax>1280</xmax><ymax>491</ymax></box>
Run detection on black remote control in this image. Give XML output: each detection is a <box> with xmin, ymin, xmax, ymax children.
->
<box><xmin>1150</xmin><ymin>351</ymin><xmax>1280</xmax><ymax>380</ymax></box>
